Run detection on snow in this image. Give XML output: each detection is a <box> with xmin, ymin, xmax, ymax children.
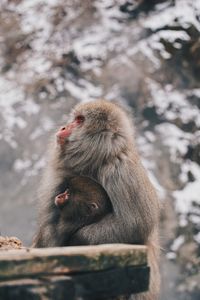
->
<box><xmin>151</xmin><ymin>29</ymin><xmax>190</xmax><ymax>59</ymax></box>
<box><xmin>30</xmin><ymin>117</ymin><xmax>54</xmax><ymax>140</ymax></box>
<box><xmin>171</xmin><ymin>235</ymin><xmax>185</xmax><ymax>251</ymax></box>
<box><xmin>174</xmin><ymin>161</ymin><xmax>200</xmax><ymax>216</ymax></box>
<box><xmin>138</xmin><ymin>136</ymin><xmax>166</xmax><ymax>199</ymax></box>
<box><xmin>166</xmin><ymin>252</ymin><xmax>177</xmax><ymax>260</ymax></box>
<box><xmin>134</xmin><ymin>0</ymin><xmax>200</xmax><ymax>66</ymax></box>
<box><xmin>148</xmin><ymin>80</ymin><xmax>200</xmax><ymax>126</ymax></box>
<box><xmin>0</xmin><ymin>78</ymin><xmax>24</xmax><ymax>107</ymax></box>
<box><xmin>13</xmin><ymin>159</ymin><xmax>32</xmax><ymax>172</ymax></box>
<box><xmin>65</xmin><ymin>79</ymin><xmax>102</xmax><ymax>102</ymax></box>
<box><xmin>156</xmin><ymin>123</ymin><xmax>191</xmax><ymax>159</ymax></box>
<box><xmin>148</xmin><ymin>170</ymin><xmax>166</xmax><ymax>200</ymax></box>
<box><xmin>145</xmin><ymin>0</ymin><xmax>200</xmax><ymax>32</ymax></box>
<box><xmin>145</xmin><ymin>131</ymin><xmax>156</xmax><ymax>143</ymax></box>
<box><xmin>20</xmin><ymin>157</ymin><xmax>46</xmax><ymax>185</ymax></box>
<box><xmin>21</xmin><ymin>100</ymin><xmax>40</xmax><ymax>115</ymax></box>
<box><xmin>191</xmin><ymin>89</ymin><xmax>200</xmax><ymax>98</ymax></box>
<box><xmin>0</xmin><ymin>78</ymin><xmax>26</xmax><ymax>147</ymax></box>
<box><xmin>166</xmin><ymin>235</ymin><xmax>186</xmax><ymax>260</ymax></box>
<box><xmin>128</xmin><ymin>40</ymin><xmax>161</xmax><ymax>68</ymax></box>
<box><xmin>146</xmin><ymin>75</ymin><xmax>200</xmax><ymax>239</ymax></box>
<box><xmin>135</xmin><ymin>29</ymin><xmax>191</xmax><ymax>61</ymax></box>
<box><xmin>194</xmin><ymin>232</ymin><xmax>200</xmax><ymax>244</ymax></box>
<box><xmin>73</xmin><ymin>30</ymin><xmax>107</xmax><ymax>62</ymax></box>
<box><xmin>30</xmin><ymin>128</ymin><xmax>44</xmax><ymax>140</ymax></box>
<box><xmin>4</xmin><ymin>132</ymin><xmax>18</xmax><ymax>149</ymax></box>
<box><xmin>155</xmin><ymin>29</ymin><xmax>191</xmax><ymax>43</ymax></box>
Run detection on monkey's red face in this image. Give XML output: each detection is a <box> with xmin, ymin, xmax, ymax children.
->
<box><xmin>56</xmin><ymin>115</ymin><xmax>85</xmax><ymax>145</ymax></box>
<box><xmin>56</xmin><ymin>100</ymin><xmax>126</xmax><ymax>147</ymax></box>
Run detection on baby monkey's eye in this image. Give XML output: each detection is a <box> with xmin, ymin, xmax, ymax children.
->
<box><xmin>90</xmin><ymin>202</ymin><xmax>98</xmax><ymax>210</ymax></box>
<box><xmin>75</xmin><ymin>115</ymin><xmax>85</xmax><ymax>124</ymax></box>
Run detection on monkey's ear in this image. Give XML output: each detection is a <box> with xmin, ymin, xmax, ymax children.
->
<box><xmin>90</xmin><ymin>202</ymin><xmax>98</xmax><ymax>210</ymax></box>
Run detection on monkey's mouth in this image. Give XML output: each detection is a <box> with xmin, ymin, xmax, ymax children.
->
<box><xmin>55</xmin><ymin>190</ymin><xmax>70</xmax><ymax>207</ymax></box>
<box><xmin>56</xmin><ymin>128</ymin><xmax>70</xmax><ymax>146</ymax></box>
<box><xmin>56</xmin><ymin>121</ymin><xmax>78</xmax><ymax>145</ymax></box>
<box><xmin>56</xmin><ymin>135</ymin><xmax>67</xmax><ymax>146</ymax></box>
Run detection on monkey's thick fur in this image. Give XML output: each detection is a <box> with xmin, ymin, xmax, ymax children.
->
<box><xmin>34</xmin><ymin>100</ymin><xmax>160</xmax><ymax>300</ymax></box>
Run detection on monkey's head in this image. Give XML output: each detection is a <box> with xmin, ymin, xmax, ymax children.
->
<box><xmin>54</xmin><ymin>176</ymin><xmax>112</xmax><ymax>225</ymax></box>
<box><xmin>56</xmin><ymin>100</ymin><xmax>134</xmax><ymax>147</ymax></box>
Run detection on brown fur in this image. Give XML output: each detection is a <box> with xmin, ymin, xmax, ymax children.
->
<box><xmin>34</xmin><ymin>176</ymin><xmax>112</xmax><ymax>247</ymax></box>
<box><xmin>34</xmin><ymin>100</ymin><xmax>160</xmax><ymax>299</ymax></box>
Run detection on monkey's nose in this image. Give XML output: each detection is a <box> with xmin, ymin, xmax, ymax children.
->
<box><xmin>56</xmin><ymin>126</ymin><xmax>72</xmax><ymax>143</ymax></box>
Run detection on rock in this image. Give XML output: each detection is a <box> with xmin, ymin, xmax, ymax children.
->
<box><xmin>0</xmin><ymin>236</ymin><xmax>23</xmax><ymax>250</ymax></box>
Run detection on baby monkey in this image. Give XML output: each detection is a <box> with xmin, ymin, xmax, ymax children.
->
<box><xmin>34</xmin><ymin>176</ymin><xmax>112</xmax><ymax>247</ymax></box>
<box><xmin>56</xmin><ymin>176</ymin><xmax>112</xmax><ymax>224</ymax></box>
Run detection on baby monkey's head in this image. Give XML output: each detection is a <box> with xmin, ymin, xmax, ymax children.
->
<box><xmin>55</xmin><ymin>176</ymin><xmax>112</xmax><ymax>225</ymax></box>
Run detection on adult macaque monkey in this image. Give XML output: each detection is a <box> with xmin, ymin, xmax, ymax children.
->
<box><xmin>35</xmin><ymin>100</ymin><xmax>160</xmax><ymax>299</ymax></box>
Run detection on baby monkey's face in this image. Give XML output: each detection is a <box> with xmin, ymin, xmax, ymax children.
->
<box><xmin>54</xmin><ymin>176</ymin><xmax>111</xmax><ymax>225</ymax></box>
<box><xmin>55</xmin><ymin>187</ymin><xmax>98</xmax><ymax>222</ymax></box>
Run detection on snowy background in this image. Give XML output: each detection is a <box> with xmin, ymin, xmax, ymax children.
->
<box><xmin>0</xmin><ymin>0</ymin><xmax>199</xmax><ymax>299</ymax></box>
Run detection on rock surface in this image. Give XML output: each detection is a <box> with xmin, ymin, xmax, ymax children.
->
<box><xmin>0</xmin><ymin>236</ymin><xmax>23</xmax><ymax>250</ymax></box>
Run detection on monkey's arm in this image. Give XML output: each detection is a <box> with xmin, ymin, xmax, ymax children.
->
<box><xmin>32</xmin><ymin>228</ymin><xmax>45</xmax><ymax>248</ymax></box>
<box><xmin>69</xmin><ymin>162</ymin><xmax>159</xmax><ymax>245</ymax></box>
<box><xmin>68</xmin><ymin>214</ymin><xmax>129</xmax><ymax>245</ymax></box>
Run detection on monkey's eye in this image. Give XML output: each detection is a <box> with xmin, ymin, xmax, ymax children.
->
<box><xmin>75</xmin><ymin>115</ymin><xmax>85</xmax><ymax>124</ymax></box>
<box><xmin>90</xmin><ymin>202</ymin><xmax>98</xmax><ymax>210</ymax></box>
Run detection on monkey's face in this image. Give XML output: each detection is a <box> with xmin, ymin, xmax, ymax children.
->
<box><xmin>56</xmin><ymin>114</ymin><xmax>85</xmax><ymax>146</ymax></box>
<box><xmin>54</xmin><ymin>187</ymin><xmax>102</xmax><ymax>224</ymax></box>
<box><xmin>56</xmin><ymin>100</ymin><xmax>126</xmax><ymax>147</ymax></box>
